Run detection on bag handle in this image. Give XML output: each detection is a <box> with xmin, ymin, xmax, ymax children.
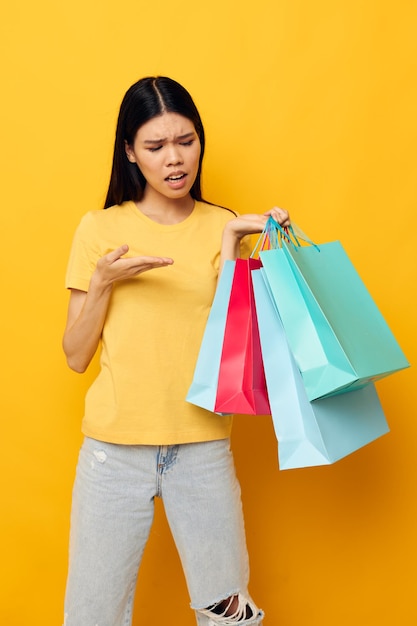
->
<box><xmin>251</xmin><ymin>216</ymin><xmax>319</xmax><ymax>258</ymax></box>
<box><xmin>250</xmin><ymin>217</ymin><xmax>289</xmax><ymax>257</ymax></box>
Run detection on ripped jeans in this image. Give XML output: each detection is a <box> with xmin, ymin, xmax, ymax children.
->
<box><xmin>63</xmin><ymin>437</ymin><xmax>263</xmax><ymax>626</ymax></box>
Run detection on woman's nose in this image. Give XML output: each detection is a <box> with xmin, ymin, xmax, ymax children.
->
<box><xmin>165</xmin><ymin>144</ymin><xmax>183</xmax><ymax>166</ymax></box>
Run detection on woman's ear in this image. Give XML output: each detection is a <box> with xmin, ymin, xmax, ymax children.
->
<box><xmin>124</xmin><ymin>140</ymin><xmax>136</xmax><ymax>163</ymax></box>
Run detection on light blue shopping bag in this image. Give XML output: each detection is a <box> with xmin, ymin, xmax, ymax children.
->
<box><xmin>252</xmin><ymin>268</ymin><xmax>390</xmax><ymax>470</ymax></box>
<box><xmin>186</xmin><ymin>261</ymin><xmax>235</xmax><ymax>413</ymax></box>
<box><xmin>259</xmin><ymin>224</ymin><xmax>409</xmax><ymax>400</ymax></box>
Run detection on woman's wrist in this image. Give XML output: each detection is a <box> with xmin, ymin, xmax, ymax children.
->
<box><xmin>89</xmin><ymin>269</ymin><xmax>114</xmax><ymax>297</ymax></box>
<box><xmin>220</xmin><ymin>225</ymin><xmax>242</xmax><ymax>265</ymax></box>
<box><xmin>222</xmin><ymin>219</ymin><xmax>246</xmax><ymax>240</ymax></box>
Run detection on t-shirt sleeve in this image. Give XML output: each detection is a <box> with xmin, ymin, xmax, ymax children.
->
<box><xmin>65</xmin><ymin>212</ymin><xmax>101</xmax><ymax>291</ymax></box>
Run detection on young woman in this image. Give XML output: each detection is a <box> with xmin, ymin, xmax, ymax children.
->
<box><xmin>63</xmin><ymin>76</ymin><xmax>289</xmax><ymax>626</ymax></box>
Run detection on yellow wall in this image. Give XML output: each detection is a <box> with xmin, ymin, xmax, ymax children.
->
<box><xmin>1</xmin><ymin>1</ymin><xmax>416</xmax><ymax>624</ymax></box>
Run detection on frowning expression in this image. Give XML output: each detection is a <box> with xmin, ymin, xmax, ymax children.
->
<box><xmin>125</xmin><ymin>112</ymin><xmax>201</xmax><ymax>201</ymax></box>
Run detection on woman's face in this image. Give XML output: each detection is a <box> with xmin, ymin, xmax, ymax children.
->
<box><xmin>125</xmin><ymin>112</ymin><xmax>201</xmax><ymax>201</ymax></box>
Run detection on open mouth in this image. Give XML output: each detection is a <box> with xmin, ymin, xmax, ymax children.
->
<box><xmin>165</xmin><ymin>174</ymin><xmax>186</xmax><ymax>182</ymax></box>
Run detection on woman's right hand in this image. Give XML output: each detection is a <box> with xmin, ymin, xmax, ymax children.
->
<box><xmin>92</xmin><ymin>244</ymin><xmax>174</xmax><ymax>289</ymax></box>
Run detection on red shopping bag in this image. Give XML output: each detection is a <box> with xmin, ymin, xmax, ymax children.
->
<box><xmin>214</xmin><ymin>258</ymin><xmax>271</xmax><ymax>415</ymax></box>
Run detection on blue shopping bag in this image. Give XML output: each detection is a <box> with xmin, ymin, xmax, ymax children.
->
<box><xmin>186</xmin><ymin>261</ymin><xmax>235</xmax><ymax>413</ymax></box>
<box><xmin>252</xmin><ymin>268</ymin><xmax>390</xmax><ymax>470</ymax></box>
<box><xmin>259</xmin><ymin>222</ymin><xmax>409</xmax><ymax>400</ymax></box>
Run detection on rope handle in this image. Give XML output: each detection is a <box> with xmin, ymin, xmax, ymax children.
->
<box><xmin>250</xmin><ymin>216</ymin><xmax>319</xmax><ymax>258</ymax></box>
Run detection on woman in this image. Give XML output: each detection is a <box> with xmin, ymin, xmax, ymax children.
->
<box><xmin>63</xmin><ymin>76</ymin><xmax>289</xmax><ymax>626</ymax></box>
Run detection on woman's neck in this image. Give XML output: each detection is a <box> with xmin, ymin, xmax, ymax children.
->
<box><xmin>135</xmin><ymin>189</ymin><xmax>195</xmax><ymax>225</ymax></box>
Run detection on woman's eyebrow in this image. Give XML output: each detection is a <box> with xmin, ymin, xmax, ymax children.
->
<box><xmin>143</xmin><ymin>132</ymin><xmax>196</xmax><ymax>144</ymax></box>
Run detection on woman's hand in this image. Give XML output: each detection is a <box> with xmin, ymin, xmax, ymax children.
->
<box><xmin>220</xmin><ymin>206</ymin><xmax>290</xmax><ymax>269</ymax></box>
<box><xmin>91</xmin><ymin>244</ymin><xmax>174</xmax><ymax>290</ymax></box>
<box><xmin>223</xmin><ymin>207</ymin><xmax>290</xmax><ymax>239</ymax></box>
<box><xmin>263</xmin><ymin>206</ymin><xmax>290</xmax><ymax>228</ymax></box>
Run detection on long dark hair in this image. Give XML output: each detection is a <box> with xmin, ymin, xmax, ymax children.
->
<box><xmin>104</xmin><ymin>76</ymin><xmax>206</xmax><ymax>209</ymax></box>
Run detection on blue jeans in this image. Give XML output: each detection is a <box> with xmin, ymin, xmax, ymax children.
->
<box><xmin>63</xmin><ymin>437</ymin><xmax>264</xmax><ymax>626</ymax></box>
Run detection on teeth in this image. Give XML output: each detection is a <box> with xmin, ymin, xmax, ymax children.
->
<box><xmin>168</xmin><ymin>175</ymin><xmax>184</xmax><ymax>181</ymax></box>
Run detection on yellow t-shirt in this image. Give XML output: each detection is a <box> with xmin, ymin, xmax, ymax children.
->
<box><xmin>66</xmin><ymin>200</ymin><xmax>248</xmax><ymax>445</ymax></box>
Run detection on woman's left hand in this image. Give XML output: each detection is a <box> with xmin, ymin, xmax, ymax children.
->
<box><xmin>264</xmin><ymin>206</ymin><xmax>290</xmax><ymax>228</ymax></box>
<box><xmin>224</xmin><ymin>206</ymin><xmax>290</xmax><ymax>240</ymax></box>
<box><xmin>219</xmin><ymin>206</ymin><xmax>290</xmax><ymax>271</ymax></box>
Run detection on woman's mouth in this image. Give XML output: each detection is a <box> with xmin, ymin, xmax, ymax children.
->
<box><xmin>165</xmin><ymin>172</ymin><xmax>188</xmax><ymax>189</ymax></box>
<box><xmin>165</xmin><ymin>173</ymin><xmax>186</xmax><ymax>182</ymax></box>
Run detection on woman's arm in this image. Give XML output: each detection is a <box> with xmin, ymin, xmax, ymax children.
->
<box><xmin>63</xmin><ymin>244</ymin><xmax>173</xmax><ymax>372</ymax></box>
<box><xmin>219</xmin><ymin>207</ymin><xmax>290</xmax><ymax>272</ymax></box>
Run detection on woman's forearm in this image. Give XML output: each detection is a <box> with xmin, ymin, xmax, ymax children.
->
<box><xmin>63</xmin><ymin>278</ymin><xmax>113</xmax><ymax>373</ymax></box>
<box><xmin>63</xmin><ymin>246</ymin><xmax>175</xmax><ymax>372</ymax></box>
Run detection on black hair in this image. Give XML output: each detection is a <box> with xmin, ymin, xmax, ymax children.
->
<box><xmin>104</xmin><ymin>76</ymin><xmax>205</xmax><ymax>209</ymax></box>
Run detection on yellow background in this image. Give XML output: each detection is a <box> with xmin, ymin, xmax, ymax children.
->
<box><xmin>1</xmin><ymin>1</ymin><xmax>416</xmax><ymax>624</ymax></box>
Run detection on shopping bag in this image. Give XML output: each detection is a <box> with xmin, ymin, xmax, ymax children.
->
<box><xmin>186</xmin><ymin>261</ymin><xmax>235</xmax><ymax>413</ymax></box>
<box><xmin>252</xmin><ymin>268</ymin><xmax>390</xmax><ymax>470</ymax></box>
<box><xmin>259</xmin><ymin>224</ymin><xmax>409</xmax><ymax>400</ymax></box>
<box><xmin>214</xmin><ymin>258</ymin><xmax>271</xmax><ymax>415</ymax></box>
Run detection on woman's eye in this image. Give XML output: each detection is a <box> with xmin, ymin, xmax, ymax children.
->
<box><xmin>180</xmin><ymin>140</ymin><xmax>193</xmax><ymax>146</ymax></box>
<box><xmin>148</xmin><ymin>146</ymin><xmax>162</xmax><ymax>152</ymax></box>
